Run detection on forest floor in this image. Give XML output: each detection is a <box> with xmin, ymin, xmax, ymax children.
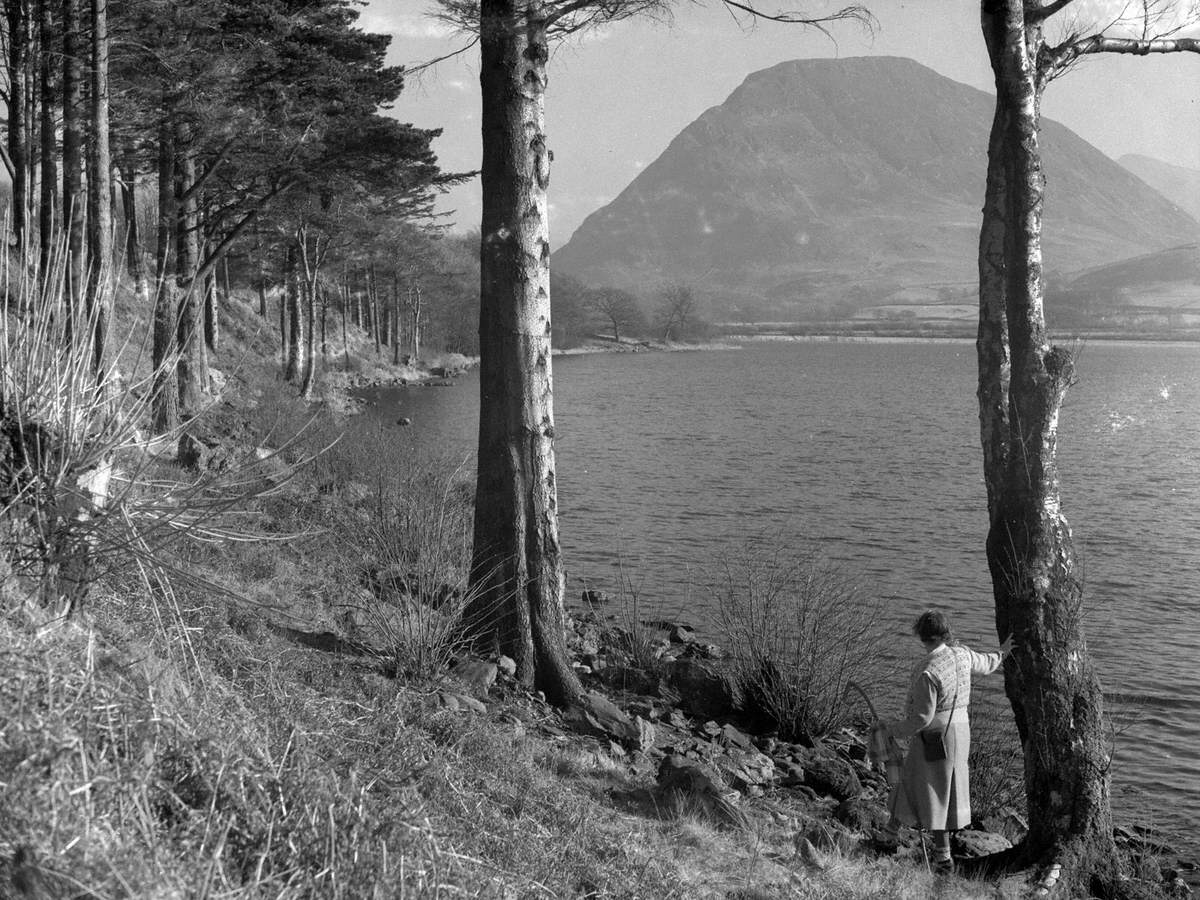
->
<box><xmin>0</xmin><ymin>291</ymin><xmax>1181</xmax><ymax>899</ymax></box>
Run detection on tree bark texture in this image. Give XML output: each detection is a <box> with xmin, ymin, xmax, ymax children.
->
<box><xmin>977</xmin><ymin>1</ymin><xmax>1115</xmax><ymax>887</ymax></box>
<box><xmin>466</xmin><ymin>0</ymin><xmax>581</xmax><ymax>707</ymax></box>
<box><xmin>150</xmin><ymin>114</ymin><xmax>178</xmax><ymax>435</ymax></box>
<box><xmin>87</xmin><ymin>0</ymin><xmax>112</xmax><ymax>371</ymax></box>
<box><xmin>61</xmin><ymin>0</ymin><xmax>85</xmax><ymax>316</ymax></box>
<box><xmin>119</xmin><ymin>160</ymin><xmax>148</xmax><ymax>304</ymax></box>
<box><xmin>284</xmin><ymin>242</ymin><xmax>301</xmax><ymax>382</ymax></box>
<box><xmin>37</xmin><ymin>0</ymin><xmax>56</xmax><ymax>282</ymax></box>
<box><xmin>7</xmin><ymin>0</ymin><xmax>29</xmax><ymax>248</ymax></box>
<box><xmin>174</xmin><ymin>120</ymin><xmax>207</xmax><ymax>415</ymax></box>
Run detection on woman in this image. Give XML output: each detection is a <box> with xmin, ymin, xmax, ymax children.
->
<box><xmin>885</xmin><ymin>610</ymin><xmax>1014</xmax><ymax>871</ymax></box>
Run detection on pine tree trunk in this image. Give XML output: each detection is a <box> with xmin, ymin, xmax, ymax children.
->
<box><xmin>37</xmin><ymin>0</ymin><xmax>56</xmax><ymax>282</ymax></box>
<box><xmin>466</xmin><ymin>0</ymin><xmax>580</xmax><ymax>706</ymax></box>
<box><xmin>278</xmin><ymin>249</ymin><xmax>289</xmax><ymax>368</ymax></box>
<box><xmin>118</xmin><ymin>159</ymin><xmax>149</xmax><ymax>304</ymax></box>
<box><xmin>300</xmin><ymin>276</ymin><xmax>317</xmax><ymax>400</ymax></box>
<box><xmin>284</xmin><ymin>242</ymin><xmax>301</xmax><ymax>382</ymax></box>
<box><xmin>976</xmin><ymin>3</ymin><xmax>1116</xmax><ymax>889</ymax></box>
<box><xmin>150</xmin><ymin>111</ymin><xmax>178</xmax><ymax>436</ymax></box>
<box><xmin>86</xmin><ymin>0</ymin><xmax>111</xmax><ymax>371</ymax></box>
<box><xmin>204</xmin><ymin>266</ymin><xmax>219</xmax><ymax>351</ymax></box>
<box><xmin>392</xmin><ymin>273</ymin><xmax>401</xmax><ymax>365</ymax></box>
<box><xmin>174</xmin><ymin>121</ymin><xmax>207</xmax><ymax>415</ymax></box>
<box><xmin>61</xmin><ymin>0</ymin><xmax>84</xmax><ymax>317</ymax></box>
<box><xmin>7</xmin><ymin>0</ymin><xmax>28</xmax><ymax>248</ymax></box>
<box><xmin>369</xmin><ymin>264</ymin><xmax>381</xmax><ymax>356</ymax></box>
<box><xmin>411</xmin><ymin>284</ymin><xmax>422</xmax><ymax>361</ymax></box>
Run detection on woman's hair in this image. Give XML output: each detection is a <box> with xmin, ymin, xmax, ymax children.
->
<box><xmin>912</xmin><ymin>610</ymin><xmax>953</xmax><ymax>643</ymax></box>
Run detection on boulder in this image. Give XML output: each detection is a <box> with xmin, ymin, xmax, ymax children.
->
<box><xmin>434</xmin><ymin>691</ymin><xmax>487</xmax><ymax>714</ymax></box>
<box><xmin>669</xmin><ymin>624</ymin><xmax>697</xmax><ymax>644</ymax></box>
<box><xmin>716</xmin><ymin>748</ymin><xmax>775</xmax><ymax>791</ymax></box>
<box><xmin>449</xmin><ymin>658</ymin><xmax>498</xmax><ymax>696</ymax></box>
<box><xmin>656</xmin><ymin>755</ymin><xmax>748</xmax><ymax>829</ymax></box>
<box><xmin>396</xmin><ymin>417</ymin><xmax>412</xmax><ymax>427</ymax></box>
<box><xmin>797</xmin><ymin>748</ymin><xmax>862</xmax><ymax>801</ymax></box>
<box><xmin>495</xmin><ymin>656</ymin><xmax>517</xmax><ymax>678</ymax></box>
<box><xmin>178</xmin><ymin>431</ymin><xmax>236</xmax><ymax>475</ymax></box>
<box><xmin>952</xmin><ymin>829</ymin><xmax>1012</xmax><ymax>859</ymax></box>
<box><xmin>833</xmin><ymin>798</ymin><xmax>890</xmax><ymax>833</ymax></box>
<box><xmin>664</xmin><ymin>659</ymin><xmax>735</xmax><ymax>720</ymax></box>
<box><xmin>564</xmin><ymin>691</ymin><xmax>655</xmax><ymax>751</ymax></box>
<box><xmin>581</xmin><ymin>590</ymin><xmax>610</xmax><ymax>606</ymax></box>
<box><xmin>718</xmin><ymin>723</ymin><xmax>753</xmax><ymax>751</ymax></box>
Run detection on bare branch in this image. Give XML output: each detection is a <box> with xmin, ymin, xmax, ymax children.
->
<box><xmin>1046</xmin><ymin>32</ymin><xmax>1200</xmax><ymax>78</ymax></box>
<box><xmin>1028</xmin><ymin>0</ymin><xmax>1080</xmax><ymax>23</ymax></box>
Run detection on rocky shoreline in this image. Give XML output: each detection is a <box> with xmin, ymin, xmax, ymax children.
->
<box><xmin>421</xmin><ymin>600</ymin><xmax>1200</xmax><ymax>894</ymax></box>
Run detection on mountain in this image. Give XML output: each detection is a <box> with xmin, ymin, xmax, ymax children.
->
<box><xmin>553</xmin><ymin>57</ymin><xmax>1200</xmax><ymax>319</ymax></box>
<box><xmin>1118</xmin><ymin>154</ymin><xmax>1200</xmax><ymax>224</ymax></box>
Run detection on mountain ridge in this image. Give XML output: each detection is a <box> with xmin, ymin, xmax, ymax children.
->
<box><xmin>554</xmin><ymin>56</ymin><xmax>1200</xmax><ymax>319</ymax></box>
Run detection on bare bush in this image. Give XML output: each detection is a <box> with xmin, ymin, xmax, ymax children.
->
<box><xmin>712</xmin><ymin>544</ymin><xmax>890</xmax><ymax>740</ymax></box>
<box><xmin>332</xmin><ymin>451</ymin><xmax>494</xmax><ymax>679</ymax></box>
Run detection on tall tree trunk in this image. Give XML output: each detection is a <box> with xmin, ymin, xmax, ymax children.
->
<box><xmin>86</xmin><ymin>0</ymin><xmax>112</xmax><ymax>372</ymax></box>
<box><xmin>369</xmin><ymin>264</ymin><xmax>381</xmax><ymax>356</ymax></box>
<box><xmin>203</xmin><ymin>265</ymin><xmax>219</xmax><ymax>351</ymax></box>
<box><xmin>174</xmin><ymin>120</ymin><xmax>207</xmax><ymax>415</ymax></box>
<box><xmin>392</xmin><ymin>273</ymin><xmax>401</xmax><ymax>365</ymax></box>
<box><xmin>466</xmin><ymin>0</ymin><xmax>580</xmax><ymax>706</ymax></box>
<box><xmin>256</xmin><ymin>241</ymin><xmax>268</xmax><ymax>318</ymax></box>
<box><xmin>37</xmin><ymin>0</ymin><xmax>56</xmax><ymax>283</ymax></box>
<box><xmin>319</xmin><ymin>286</ymin><xmax>328</xmax><ymax>359</ymax></box>
<box><xmin>976</xmin><ymin>1</ymin><xmax>1115</xmax><ymax>888</ymax></box>
<box><xmin>340</xmin><ymin>277</ymin><xmax>350</xmax><ymax>371</ymax></box>
<box><xmin>7</xmin><ymin>0</ymin><xmax>28</xmax><ymax>248</ymax></box>
<box><xmin>150</xmin><ymin>110</ymin><xmax>178</xmax><ymax>436</ymax></box>
<box><xmin>278</xmin><ymin>248</ymin><xmax>289</xmax><ymax>368</ymax></box>
<box><xmin>410</xmin><ymin>284</ymin><xmax>422</xmax><ymax>361</ymax></box>
<box><xmin>61</xmin><ymin>0</ymin><xmax>85</xmax><ymax>317</ymax></box>
<box><xmin>284</xmin><ymin>242</ymin><xmax>301</xmax><ymax>381</ymax></box>
<box><xmin>300</xmin><ymin>276</ymin><xmax>316</xmax><ymax>399</ymax></box>
<box><xmin>118</xmin><ymin>159</ymin><xmax>148</xmax><ymax>304</ymax></box>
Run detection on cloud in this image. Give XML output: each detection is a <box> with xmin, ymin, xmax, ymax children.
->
<box><xmin>362</xmin><ymin>10</ymin><xmax>458</xmax><ymax>41</ymax></box>
<box><xmin>446</xmin><ymin>79</ymin><xmax>469</xmax><ymax>92</ymax></box>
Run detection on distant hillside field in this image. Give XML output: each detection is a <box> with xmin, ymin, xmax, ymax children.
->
<box><xmin>1119</xmin><ymin>154</ymin><xmax>1200</xmax><ymax>225</ymax></box>
<box><xmin>553</xmin><ymin>57</ymin><xmax>1200</xmax><ymax>322</ymax></box>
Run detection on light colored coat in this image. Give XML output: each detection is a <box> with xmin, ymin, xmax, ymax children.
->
<box><xmin>887</xmin><ymin>642</ymin><xmax>1004</xmax><ymax>831</ymax></box>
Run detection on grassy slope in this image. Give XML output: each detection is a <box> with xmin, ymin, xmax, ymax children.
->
<box><xmin>1</xmin><ymin>289</ymin><xmax>1030</xmax><ymax>899</ymax></box>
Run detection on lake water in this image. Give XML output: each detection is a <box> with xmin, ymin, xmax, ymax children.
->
<box><xmin>360</xmin><ymin>339</ymin><xmax>1200</xmax><ymax>849</ymax></box>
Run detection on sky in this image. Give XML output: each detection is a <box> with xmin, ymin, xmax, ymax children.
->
<box><xmin>364</xmin><ymin>1</ymin><xmax>1200</xmax><ymax>243</ymax></box>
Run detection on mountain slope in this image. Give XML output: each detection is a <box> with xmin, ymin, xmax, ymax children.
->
<box><xmin>1118</xmin><ymin>154</ymin><xmax>1200</xmax><ymax>224</ymax></box>
<box><xmin>554</xmin><ymin>57</ymin><xmax>1200</xmax><ymax>318</ymax></box>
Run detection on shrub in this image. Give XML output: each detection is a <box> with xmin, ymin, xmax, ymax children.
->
<box><xmin>712</xmin><ymin>544</ymin><xmax>890</xmax><ymax>740</ymax></box>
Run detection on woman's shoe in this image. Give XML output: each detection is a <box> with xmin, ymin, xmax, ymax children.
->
<box><xmin>932</xmin><ymin>856</ymin><xmax>955</xmax><ymax>875</ymax></box>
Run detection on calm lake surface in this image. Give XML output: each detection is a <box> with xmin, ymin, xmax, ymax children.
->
<box><xmin>361</xmin><ymin>339</ymin><xmax>1200</xmax><ymax>848</ymax></box>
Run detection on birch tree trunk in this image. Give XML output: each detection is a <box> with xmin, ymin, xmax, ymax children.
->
<box><xmin>466</xmin><ymin>0</ymin><xmax>581</xmax><ymax>706</ymax></box>
<box><xmin>976</xmin><ymin>1</ymin><xmax>1115</xmax><ymax>886</ymax></box>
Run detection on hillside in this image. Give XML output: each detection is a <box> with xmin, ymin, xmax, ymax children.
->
<box><xmin>1119</xmin><ymin>154</ymin><xmax>1200</xmax><ymax>224</ymax></box>
<box><xmin>554</xmin><ymin>57</ymin><xmax>1200</xmax><ymax>320</ymax></box>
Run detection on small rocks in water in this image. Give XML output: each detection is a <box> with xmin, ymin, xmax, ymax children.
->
<box><xmin>396</xmin><ymin>417</ymin><xmax>412</xmax><ymax>426</ymax></box>
<box><xmin>581</xmin><ymin>590</ymin><xmax>610</xmax><ymax>606</ymax></box>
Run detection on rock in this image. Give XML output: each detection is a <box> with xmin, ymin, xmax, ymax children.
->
<box><xmin>178</xmin><ymin>431</ymin><xmax>236</xmax><ymax>475</ymax></box>
<box><xmin>208</xmin><ymin>366</ymin><xmax>227</xmax><ymax>394</ymax></box>
<box><xmin>797</xmin><ymin>748</ymin><xmax>862</xmax><ymax>801</ymax></box>
<box><xmin>669</xmin><ymin>624</ymin><xmax>697</xmax><ymax>644</ymax></box>
<box><xmin>833</xmin><ymin>798</ymin><xmax>889</xmax><ymax>833</ymax></box>
<box><xmin>602</xmin><ymin>665</ymin><xmax>658</xmax><ymax>695</ymax></box>
<box><xmin>778</xmin><ymin>760</ymin><xmax>806</xmax><ymax>785</ymax></box>
<box><xmin>396</xmin><ymin>417</ymin><xmax>412</xmax><ymax>426</ymax></box>
<box><xmin>495</xmin><ymin>656</ymin><xmax>517</xmax><ymax>678</ymax></box>
<box><xmin>801</xmin><ymin>818</ymin><xmax>859</xmax><ymax>855</ymax></box>
<box><xmin>655</xmin><ymin>754</ymin><xmax>748</xmax><ymax>829</ymax></box>
<box><xmin>716</xmin><ymin>749</ymin><xmax>776</xmax><ymax>791</ymax></box>
<box><xmin>564</xmin><ymin>691</ymin><xmax>650</xmax><ymax>749</ymax></box>
<box><xmin>665</xmin><ymin>659</ymin><xmax>735</xmax><ymax>720</ymax></box>
<box><xmin>952</xmin><ymin>829</ymin><xmax>1012</xmax><ymax>859</ymax></box>
<box><xmin>434</xmin><ymin>691</ymin><xmax>487</xmax><ymax>714</ymax></box>
<box><xmin>719</xmin><ymin>723</ymin><xmax>753</xmax><ymax>751</ymax></box>
<box><xmin>581</xmin><ymin>590</ymin><xmax>610</xmax><ymax>606</ymax></box>
<box><xmin>449</xmin><ymin>658</ymin><xmax>498</xmax><ymax>696</ymax></box>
